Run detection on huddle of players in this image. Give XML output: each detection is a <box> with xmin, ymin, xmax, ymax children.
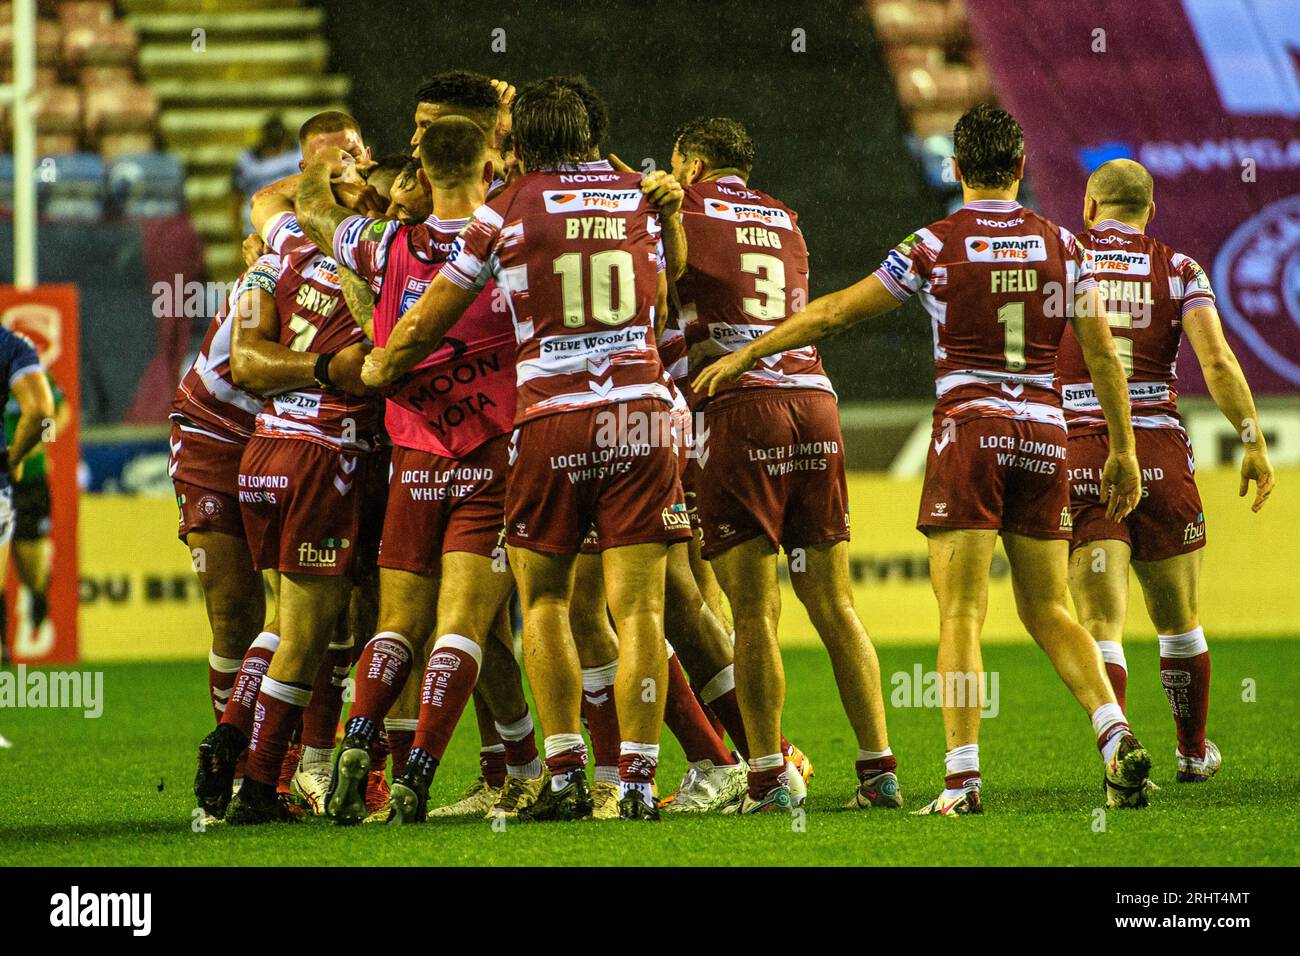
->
<box><xmin>174</xmin><ymin>67</ymin><xmax>1271</xmax><ymax>825</ymax></box>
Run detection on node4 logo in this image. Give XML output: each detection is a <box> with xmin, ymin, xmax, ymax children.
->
<box><xmin>543</xmin><ymin>189</ymin><xmax>640</xmax><ymax>214</ymax></box>
<box><xmin>1213</xmin><ymin>194</ymin><xmax>1300</xmax><ymax>386</ymax></box>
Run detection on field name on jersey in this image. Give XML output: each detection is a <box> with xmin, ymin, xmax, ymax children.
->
<box><xmin>736</xmin><ymin>226</ymin><xmax>783</xmax><ymax>248</ymax></box>
<box><xmin>1097</xmin><ymin>279</ymin><xmax>1154</xmax><ymax>305</ymax></box>
<box><xmin>990</xmin><ymin>268</ymin><xmax>1038</xmax><ymax>292</ymax></box>
<box><xmin>295</xmin><ymin>283</ymin><xmax>339</xmax><ymax>316</ymax></box>
<box><xmin>565</xmin><ymin>216</ymin><xmax>627</xmax><ymax>239</ymax></box>
<box><xmin>543</xmin><ymin>189</ymin><xmax>640</xmax><ymax>214</ymax></box>
<box><xmin>704</xmin><ymin>198</ymin><xmax>792</xmax><ymax>229</ymax></box>
<box><xmin>965</xmin><ymin>235</ymin><xmax>1047</xmax><ymax>262</ymax></box>
<box><xmin>1086</xmin><ymin>249</ymin><xmax>1151</xmax><ymax>275</ymax></box>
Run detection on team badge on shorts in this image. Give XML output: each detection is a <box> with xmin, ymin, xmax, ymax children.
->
<box><xmin>198</xmin><ymin>495</ymin><xmax>224</xmax><ymax>519</ymax></box>
<box><xmin>1058</xmin><ymin>506</ymin><xmax>1073</xmax><ymax>532</ymax></box>
<box><xmin>662</xmin><ymin>502</ymin><xmax>691</xmax><ymax>531</ymax></box>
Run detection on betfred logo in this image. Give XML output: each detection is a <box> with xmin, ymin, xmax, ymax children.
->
<box><xmin>704</xmin><ymin>198</ymin><xmax>793</xmax><ymax>230</ymax></box>
<box><xmin>543</xmin><ymin>189</ymin><xmax>640</xmax><ymax>214</ymax></box>
<box><xmin>965</xmin><ymin>235</ymin><xmax>1047</xmax><ymax>262</ymax></box>
<box><xmin>1085</xmin><ymin>249</ymin><xmax>1151</xmax><ymax>275</ymax></box>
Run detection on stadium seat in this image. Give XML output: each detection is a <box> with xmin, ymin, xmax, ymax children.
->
<box><xmin>34</xmin><ymin>132</ymin><xmax>79</xmax><ymax>155</ymax></box>
<box><xmin>36</xmin><ymin>150</ymin><xmax>104</xmax><ymax>219</ymax></box>
<box><xmin>99</xmin><ymin>131</ymin><xmax>158</xmax><ymax>163</ymax></box>
<box><xmin>107</xmin><ymin>152</ymin><xmax>185</xmax><ymax>218</ymax></box>
<box><xmin>33</xmin><ymin>84</ymin><xmax>82</xmax><ymax>134</ymax></box>
<box><xmin>78</xmin><ymin>64</ymin><xmax>138</xmax><ymax>89</ymax></box>
<box><xmin>83</xmin><ymin>83</ymin><xmax>158</xmax><ymax>137</ymax></box>
<box><xmin>55</xmin><ymin>0</ymin><xmax>115</xmax><ymax>31</ymax></box>
<box><xmin>0</xmin><ymin>153</ymin><xmax>12</xmax><ymax>209</ymax></box>
<box><xmin>0</xmin><ymin>15</ymin><xmax>62</xmax><ymax>67</ymax></box>
<box><xmin>62</xmin><ymin>18</ymin><xmax>137</xmax><ymax>69</ymax></box>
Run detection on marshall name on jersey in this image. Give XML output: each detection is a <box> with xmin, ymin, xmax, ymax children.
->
<box><xmin>1055</xmin><ymin>219</ymin><xmax>1216</xmax><ymax>435</ymax></box>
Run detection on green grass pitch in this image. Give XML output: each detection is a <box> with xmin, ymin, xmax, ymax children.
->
<box><xmin>1</xmin><ymin>637</ymin><xmax>1295</xmax><ymax>866</ymax></box>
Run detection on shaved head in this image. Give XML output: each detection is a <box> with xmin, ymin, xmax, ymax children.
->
<box><xmin>1086</xmin><ymin>158</ymin><xmax>1154</xmax><ymax>220</ymax></box>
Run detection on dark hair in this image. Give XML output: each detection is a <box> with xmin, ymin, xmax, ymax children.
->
<box><xmin>415</xmin><ymin>71</ymin><xmax>498</xmax><ymax>131</ymax></box>
<box><xmin>952</xmin><ymin>104</ymin><xmax>1024</xmax><ymax>190</ymax></box>
<box><xmin>552</xmin><ymin>75</ymin><xmax>608</xmax><ymax>153</ymax></box>
<box><xmin>419</xmin><ymin>116</ymin><xmax>488</xmax><ymax>185</ymax></box>
<box><xmin>511</xmin><ymin>79</ymin><xmax>590</xmax><ymax>170</ymax></box>
<box><xmin>297</xmin><ymin>110</ymin><xmax>361</xmax><ymax>150</ymax></box>
<box><xmin>673</xmin><ymin>116</ymin><xmax>755</xmax><ymax>174</ymax></box>
<box><xmin>364</xmin><ymin>154</ymin><xmax>412</xmax><ymax>198</ymax></box>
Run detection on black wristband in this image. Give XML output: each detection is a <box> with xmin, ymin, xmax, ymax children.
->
<box><xmin>313</xmin><ymin>351</ymin><xmax>335</xmax><ymax>388</ymax></box>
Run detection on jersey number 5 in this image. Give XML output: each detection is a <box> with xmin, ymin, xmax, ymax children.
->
<box><xmin>554</xmin><ymin>250</ymin><xmax>636</xmax><ymax>328</ymax></box>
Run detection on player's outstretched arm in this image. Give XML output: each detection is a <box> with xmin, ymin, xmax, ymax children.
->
<box><xmin>362</xmin><ymin>273</ymin><xmax>478</xmax><ymax>388</ymax></box>
<box><xmin>691</xmin><ymin>273</ymin><xmax>901</xmax><ymax>396</ymax></box>
<box><xmin>7</xmin><ymin>369</ymin><xmax>55</xmax><ymax>481</ymax></box>
<box><xmin>1184</xmin><ymin>304</ymin><xmax>1275</xmax><ymax>511</ymax></box>
<box><xmin>1071</xmin><ymin>287</ymin><xmax>1141</xmax><ymax>521</ymax></box>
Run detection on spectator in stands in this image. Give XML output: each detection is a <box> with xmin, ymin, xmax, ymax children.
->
<box><xmin>230</xmin><ymin>115</ymin><xmax>301</xmax><ymax>239</ymax></box>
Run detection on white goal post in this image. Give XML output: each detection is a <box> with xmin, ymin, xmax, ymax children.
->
<box><xmin>0</xmin><ymin>0</ymin><xmax>37</xmax><ymax>288</ymax></box>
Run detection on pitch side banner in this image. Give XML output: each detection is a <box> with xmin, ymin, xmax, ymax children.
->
<box><xmin>0</xmin><ymin>286</ymin><xmax>80</xmax><ymax>663</ymax></box>
<box><xmin>964</xmin><ymin>0</ymin><xmax>1300</xmax><ymax>394</ymax></box>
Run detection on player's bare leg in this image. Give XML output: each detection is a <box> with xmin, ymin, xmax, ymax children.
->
<box><xmin>570</xmin><ymin>553</ymin><xmax>622</xmax><ymax>817</ymax></box>
<box><xmin>188</xmin><ymin>530</ymin><xmax>265</xmax><ymax>724</ymax></box>
<box><xmin>229</xmin><ymin>572</ymin><xmax>351</xmax><ymax>823</ymax></box>
<box><xmin>509</xmin><ymin>544</ymin><xmax>592</xmax><ymax>820</ymax></box>
<box><xmin>473</xmin><ymin>610</ymin><xmax>545</xmax><ymax>819</ymax></box>
<box><xmin>601</xmin><ymin>542</ymin><xmax>670</xmax><ymax>819</ymax></box>
<box><xmin>711</xmin><ymin>536</ymin><xmax>790</xmax><ymax>812</ymax></box>
<box><xmin>1132</xmin><ymin>550</ymin><xmax>1217</xmax><ymax>781</ymax></box>
<box><xmin>388</xmin><ymin>551</ymin><xmax>516</xmax><ymax>822</ymax></box>
<box><xmin>1068</xmin><ymin>539</ymin><xmax>1132</xmax><ymax>707</ymax></box>
<box><xmin>915</xmin><ymin>529</ymin><xmax>994</xmax><ymax>815</ymax></box>
<box><xmin>687</xmin><ymin>531</ymin><xmax>729</xmax><ymax>630</ymax></box>
<box><xmin>1002</xmin><ymin>532</ymin><xmax>1152</xmax><ymax>809</ymax></box>
<box><xmin>0</xmin><ymin>539</ymin><xmax>12</xmax><ymax>747</ymax></box>
<box><xmin>790</xmin><ymin>540</ymin><xmax>901</xmax><ymax>809</ymax></box>
<box><xmin>11</xmin><ymin>536</ymin><xmax>51</xmax><ymax>636</ymax></box>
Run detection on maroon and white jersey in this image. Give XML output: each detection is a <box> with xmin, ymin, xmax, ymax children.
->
<box><xmin>873</xmin><ymin>199</ymin><xmax>1098</xmax><ymax>430</ymax></box>
<box><xmin>170</xmin><ymin>254</ymin><xmax>280</xmax><ymax>444</ymax></box>
<box><xmin>1056</xmin><ymin>219</ymin><xmax>1216</xmax><ymax>436</ymax></box>
<box><xmin>257</xmin><ymin>212</ymin><xmax>378</xmax><ymax>451</ymax></box>
<box><xmin>677</xmin><ymin>176</ymin><xmax>829</xmax><ymax>408</ymax></box>
<box><xmin>333</xmin><ymin>212</ymin><xmax>516</xmax><ymax>458</ymax></box>
<box><xmin>439</xmin><ymin>159</ymin><xmax>671</xmax><ymax>423</ymax></box>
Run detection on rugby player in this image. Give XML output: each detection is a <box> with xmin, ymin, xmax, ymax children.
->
<box><xmin>0</xmin><ymin>323</ymin><xmax>56</xmax><ymax>748</ymax></box>
<box><xmin>364</xmin><ymin>79</ymin><xmax>689</xmax><ymax>821</ymax></box>
<box><xmin>1060</xmin><ymin>158</ymin><xmax>1275</xmax><ymax>783</ymax></box>
<box><xmin>195</xmin><ymin>111</ymin><xmax>382</xmax><ymax>824</ymax></box>
<box><xmin>695</xmin><ymin>105</ymin><xmax>1154</xmax><ymax>814</ymax></box>
<box><xmin>669</xmin><ymin>117</ymin><xmax>900</xmax><ymax>813</ymax></box>
<box><xmin>296</xmin><ymin>116</ymin><xmax>544</xmax><ymax>824</ymax></box>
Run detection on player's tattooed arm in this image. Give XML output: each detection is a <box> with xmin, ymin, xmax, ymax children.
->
<box><xmin>295</xmin><ymin>157</ymin><xmax>358</xmax><ymax>255</ymax></box>
<box><xmin>1184</xmin><ymin>304</ymin><xmax>1274</xmax><ymax>511</ymax></box>
<box><xmin>691</xmin><ymin>273</ymin><xmax>900</xmax><ymax>396</ymax></box>
<box><xmin>1071</xmin><ymin>287</ymin><xmax>1142</xmax><ymax>521</ymax></box>
<box><xmin>229</xmin><ymin>287</ymin><xmax>371</xmax><ymax>397</ymax></box>
<box><xmin>339</xmin><ymin>266</ymin><xmax>376</xmax><ymax>341</ymax></box>
<box><xmin>361</xmin><ymin>274</ymin><xmax>477</xmax><ymax>388</ymax></box>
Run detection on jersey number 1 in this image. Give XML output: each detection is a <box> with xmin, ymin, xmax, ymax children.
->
<box><xmin>998</xmin><ymin>302</ymin><xmax>1026</xmax><ymax>371</ymax></box>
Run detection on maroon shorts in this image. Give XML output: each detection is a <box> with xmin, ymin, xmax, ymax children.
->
<box><xmin>238</xmin><ymin>435</ymin><xmax>371</xmax><ymax>576</ymax></box>
<box><xmin>918</xmin><ymin>416</ymin><xmax>1072</xmax><ymax>540</ymax></box>
<box><xmin>506</xmin><ymin>400</ymin><xmax>691</xmax><ymax>555</ymax></box>
<box><xmin>169</xmin><ymin>422</ymin><xmax>246</xmax><ymax>541</ymax></box>
<box><xmin>378</xmin><ymin>434</ymin><xmax>509</xmax><ymax>576</ymax></box>
<box><xmin>697</xmin><ymin>389</ymin><xmax>850</xmax><ymax>559</ymax></box>
<box><xmin>1067</xmin><ymin>428</ymin><xmax>1206</xmax><ymax>562</ymax></box>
